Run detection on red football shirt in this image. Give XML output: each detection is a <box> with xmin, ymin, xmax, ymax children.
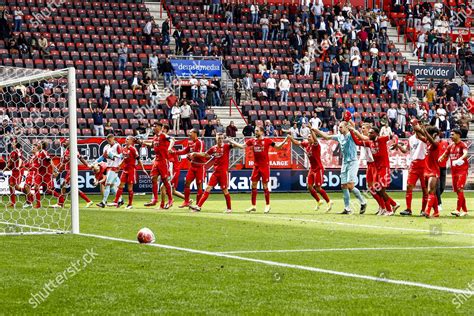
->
<box><xmin>424</xmin><ymin>141</ymin><xmax>440</xmax><ymax>176</ymax></box>
<box><xmin>358</xmin><ymin>136</ymin><xmax>390</xmax><ymax>168</ymax></box>
<box><xmin>301</xmin><ymin>140</ymin><xmax>323</xmax><ymax>170</ymax></box>
<box><xmin>446</xmin><ymin>141</ymin><xmax>468</xmax><ymax>173</ymax></box>
<box><xmin>176</xmin><ymin>138</ymin><xmax>207</xmax><ymax>167</ymax></box>
<box><xmin>153</xmin><ymin>133</ymin><xmax>170</xmax><ymax>161</ymax></box>
<box><xmin>36</xmin><ymin>150</ymin><xmax>51</xmax><ymax>175</ymax></box>
<box><xmin>437</xmin><ymin>139</ymin><xmax>449</xmax><ymax>168</ymax></box>
<box><xmin>245</xmin><ymin>137</ymin><xmax>275</xmax><ymax>168</ymax></box>
<box><xmin>207</xmin><ymin>143</ymin><xmax>232</xmax><ymax>172</ymax></box>
<box><xmin>9</xmin><ymin>149</ymin><xmax>22</xmax><ymax>175</ymax></box>
<box><xmin>61</xmin><ymin>148</ymin><xmax>71</xmax><ymax>171</ymax></box>
<box><xmin>95</xmin><ymin>162</ymin><xmax>108</xmax><ymax>181</ymax></box>
<box><xmin>121</xmin><ymin>145</ymin><xmax>139</xmax><ymax>173</ymax></box>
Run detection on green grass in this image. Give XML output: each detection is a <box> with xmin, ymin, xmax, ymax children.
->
<box><xmin>1</xmin><ymin>192</ymin><xmax>473</xmax><ymax>315</ymax></box>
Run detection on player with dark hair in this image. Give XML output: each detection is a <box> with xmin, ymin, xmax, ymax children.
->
<box><xmin>189</xmin><ymin>133</ymin><xmax>244</xmax><ymax>213</ymax></box>
<box><xmin>172</xmin><ymin>129</ymin><xmax>206</xmax><ymax>208</ymax></box>
<box><xmin>242</xmin><ymin>126</ymin><xmax>288</xmax><ymax>214</ymax></box>
<box><xmin>414</xmin><ymin>124</ymin><xmax>441</xmax><ymax>218</ymax></box>
<box><xmin>287</xmin><ymin>129</ymin><xmax>333</xmax><ymax>211</ymax></box>
<box><xmin>439</xmin><ymin>129</ymin><xmax>469</xmax><ymax>217</ymax></box>
<box><xmin>137</xmin><ymin>123</ymin><xmax>175</xmax><ymax>208</ymax></box>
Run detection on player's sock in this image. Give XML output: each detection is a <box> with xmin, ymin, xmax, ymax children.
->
<box><xmin>263</xmin><ymin>188</ymin><xmax>270</xmax><ymax>205</ymax></box>
<box><xmin>224</xmin><ymin>193</ymin><xmax>231</xmax><ymax>210</ymax></box>
<box><xmin>370</xmin><ymin>191</ymin><xmax>383</xmax><ymax>208</ymax></box>
<box><xmin>251</xmin><ymin>188</ymin><xmax>257</xmax><ymax>206</ymax></box>
<box><xmin>184</xmin><ymin>187</ymin><xmax>190</xmax><ymax>203</ymax></box>
<box><xmin>433</xmin><ymin>195</ymin><xmax>439</xmax><ymax>215</ymax></box>
<box><xmin>35</xmin><ymin>191</ymin><xmax>41</xmax><ymax>204</ymax></box>
<box><xmin>163</xmin><ymin>179</ymin><xmax>173</xmax><ymax>202</ymax></box>
<box><xmin>421</xmin><ymin>193</ymin><xmax>428</xmax><ymax>213</ymax></box>
<box><xmin>9</xmin><ymin>187</ymin><xmax>16</xmax><ymax>204</ymax></box>
<box><xmin>197</xmin><ymin>191</ymin><xmax>210</xmax><ymax>207</ymax></box>
<box><xmin>309</xmin><ymin>187</ymin><xmax>320</xmax><ymax>202</ymax></box>
<box><xmin>385</xmin><ymin>197</ymin><xmax>392</xmax><ymax>212</ymax></box>
<box><xmin>351</xmin><ymin>187</ymin><xmax>366</xmax><ymax>205</ymax></box>
<box><xmin>425</xmin><ymin>193</ymin><xmax>435</xmax><ymax>216</ymax></box>
<box><xmin>387</xmin><ymin>196</ymin><xmax>396</xmax><ymax>206</ymax></box>
<box><xmin>114</xmin><ymin>188</ymin><xmax>123</xmax><ymax>203</ymax></box>
<box><xmin>26</xmin><ymin>191</ymin><xmax>33</xmax><ymax>204</ymax></box>
<box><xmin>79</xmin><ymin>191</ymin><xmax>91</xmax><ymax>203</ymax></box>
<box><xmin>197</xmin><ymin>188</ymin><xmax>203</xmax><ymax>204</ymax></box>
<box><xmin>103</xmin><ymin>185</ymin><xmax>111</xmax><ymax>204</ymax></box>
<box><xmin>128</xmin><ymin>189</ymin><xmax>134</xmax><ymax>205</ymax></box>
<box><xmin>318</xmin><ymin>189</ymin><xmax>330</xmax><ymax>203</ymax></box>
<box><xmin>406</xmin><ymin>190</ymin><xmax>413</xmax><ymax>210</ymax></box>
<box><xmin>342</xmin><ymin>188</ymin><xmax>350</xmax><ymax>209</ymax></box>
<box><xmin>152</xmin><ymin>181</ymin><xmax>158</xmax><ymax>202</ymax></box>
<box><xmin>58</xmin><ymin>194</ymin><xmax>65</xmax><ymax>206</ymax></box>
<box><xmin>459</xmin><ymin>191</ymin><xmax>467</xmax><ymax>212</ymax></box>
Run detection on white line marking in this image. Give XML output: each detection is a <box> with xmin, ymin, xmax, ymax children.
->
<box><xmin>79</xmin><ymin>232</ymin><xmax>474</xmax><ymax>296</ymax></box>
<box><xmin>244</xmin><ymin>215</ymin><xmax>474</xmax><ymax>237</ymax></box>
<box><xmin>221</xmin><ymin>245</ymin><xmax>474</xmax><ymax>254</ymax></box>
<box><xmin>0</xmin><ymin>220</ymin><xmax>66</xmax><ymax>234</ymax></box>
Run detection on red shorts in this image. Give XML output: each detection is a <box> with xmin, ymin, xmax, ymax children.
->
<box><xmin>251</xmin><ymin>165</ymin><xmax>270</xmax><ymax>183</ymax></box>
<box><xmin>366</xmin><ymin>163</ymin><xmax>377</xmax><ymax>184</ymax></box>
<box><xmin>376</xmin><ymin>167</ymin><xmax>391</xmax><ymax>188</ymax></box>
<box><xmin>208</xmin><ymin>171</ymin><xmax>229</xmax><ymax>189</ymax></box>
<box><xmin>150</xmin><ymin>160</ymin><xmax>169</xmax><ymax>178</ymax></box>
<box><xmin>407</xmin><ymin>165</ymin><xmax>426</xmax><ymax>188</ymax></box>
<box><xmin>25</xmin><ymin>171</ymin><xmax>35</xmax><ymax>185</ymax></box>
<box><xmin>171</xmin><ymin>169</ymin><xmax>180</xmax><ymax>188</ymax></box>
<box><xmin>120</xmin><ymin>170</ymin><xmax>137</xmax><ymax>184</ymax></box>
<box><xmin>452</xmin><ymin>172</ymin><xmax>467</xmax><ymax>192</ymax></box>
<box><xmin>34</xmin><ymin>173</ymin><xmax>53</xmax><ymax>190</ymax></box>
<box><xmin>424</xmin><ymin>168</ymin><xmax>440</xmax><ymax>178</ymax></box>
<box><xmin>185</xmin><ymin>165</ymin><xmax>204</xmax><ymax>184</ymax></box>
<box><xmin>9</xmin><ymin>172</ymin><xmax>22</xmax><ymax>186</ymax></box>
<box><xmin>307</xmin><ymin>168</ymin><xmax>324</xmax><ymax>187</ymax></box>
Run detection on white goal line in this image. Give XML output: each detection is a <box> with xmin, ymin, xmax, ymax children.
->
<box><xmin>220</xmin><ymin>245</ymin><xmax>474</xmax><ymax>254</ymax></box>
<box><xmin>79</xmin><ymin>232</ymin><xmax>474</xmax><ymax>296</ymax></box>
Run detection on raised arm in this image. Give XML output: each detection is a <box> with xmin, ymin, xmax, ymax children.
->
<box><xmin>311</xmin><ymin>127</ymin><xmax>332</xmax><ymax>140</ymax></box>
<box><xmin>225</xmin><ymin>137</ymin><xmax>245</xmax><ymax>149</ymax></box>
<box><xmin>287</xmin><ymin>134</ymin><xmax>302</xmax><ymax>146</ymax></box>
<box><xmin>273</xmin><ymin>135</ymin><xmax>289</xmax><ymax>150</ymax></box>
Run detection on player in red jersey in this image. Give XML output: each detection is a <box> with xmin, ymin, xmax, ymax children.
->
<box><xmin>50</xmin><ymin>139</ymin><xmax>93</xmax><ymax>208</ymax></box>
<box><xmin>287</xmin><ymin>129</ymin><xmax>333</xmax><ymax>212</ymax></box>
<box><xmin>439</xmin><ymin>129</ymin><xmax>469</xmax><ymax>217</ymax></box>
<box><xmin>137</xmin><ymin>123</ymin><xmax>175</xmax><ymax>208</ymax></box>
<box><xmin>348</xmin><ymin>125</ymin><xmax>400</xmax><ymax>216</ymax></box>
<box><xmin>3</xmin><ymin>138</ymin><xmax>23</xmax><ymax>206</ymax></box>
<box><xmin>189</xmin><ymin>133</ymin><xmax>244</xmax><ymax>213</ymax></box>
<box><xmin>110</xmin><ymin>136</ymin><xmax>143</xmax><ymax>209</ymax></box>
<box><xmin>22</xmin><ymin>147</ymin><xmax>37</xmax><ymax>208</ymax></box>
<box><xmin>172</xmin><ymin>129</ymin><xmax>207</xmax><ymax>208</ymax></box>
<box><xmin>414</xmin><ymin>124</ymin><xmax>441</xmax><ymax>218</ymax></box>
<box><xmin>159</xmin><ymin>150</ymin><xmax>186</xmax><ymax>209</ymax></box>
<box><xmin>242</xmin><ymin>126</ymin><xmax>288</xmax><ymax>214</ymax></box>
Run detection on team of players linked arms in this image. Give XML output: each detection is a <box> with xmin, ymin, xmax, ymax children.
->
<box><xmin>1</xmin><ymin>118</ymin><xmax>469</xmax><ymax>217</ymax></box>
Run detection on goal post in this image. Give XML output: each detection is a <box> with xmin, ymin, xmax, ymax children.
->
<box><xmin>0</xmin><ymin>66</ymin><xmax>79</xmax><ymax>235</ymax></box>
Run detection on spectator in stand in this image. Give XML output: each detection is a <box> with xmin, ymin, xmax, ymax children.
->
<box><xmin>404</xmin><ymin>71</ymin><xmax>415</xmax><ymax>100</ymax></box>
<box><xmin>265</xmin><ymin>74</ymin><xmax>276</xmax><ymax>101</ymax></box>
<box><xmin>104</xmin><ymin>122</ymin><xmax>114</xmax><ymax>135</ymax></box>
<box><xmin>102</xmin><ymin>80</ymin><xmax>111</xmax><ymax>105</ymax></box>
<box><xmin>299</xmin><ymin>123</ymin><xmax>311</xmax><ymax>139</ymax></box>
<box><xmin>369</xmin><ymin>43</ymin><xmax>379</xmax><ymax>68</ymax></box>
<box><xmin>278</xmin><ymin>74</ymin><xmax>290</xmax><ymax>103</ymax></box>
<box><xmin>258</xmin><ymin>59</ymin><xmax>268</xmax><ymax>75</ymax></box>
<box><xmin>387</xmin><ymin>104</ymin><xmax>398</xmax><ymax>128</ymax></box>
<box><xmin>422</xmin><ymin>12</ymin><xmax>431</xmax><ymax>32</ymax></box>
<box><xmin>234</xmin><ymin>78</ymin><xmax>242</xmax><ymax>106</ymax></box>
<box><xmin>200</xmin><ymin>77</ymin><xmax>209</xmax><ymax>99</ymax></box>
<box><xmin>148</xmin><ymin>80</ymin><xmax>160</xmax><ymax>107</ymax></box>
<box><xmin>118</xmin><ymin>42</ymin><xmax>128</xmax><ymax>71</ymax></box>
<box><xmin>388</xmin><ymin>76</ymin><xmax>400</xmax><ymax>104</ymax></box>
<box><xmin>13</xmin><ymin>7</ymin><xmax>23</xmax><ymax>32</ymax></box>
<box><xmin>280</xmin><ymin>14</ymin><xmax>290</xmax><ymax>40</ymax></box>
<box><xmin>425</xmin><ymin>86</ymin><xmax>436</xmax><ymax>107</ymax></box>
<box><xmin>350</xmin><ymin>50</ymin><xmax>361</xmax><ymax>77</ymax></box>
<box><xmin>165</xmin><ymin>90</ymin><xmax>178</xmax><ymax>121</ymax></box>
<box><xmin>340</xmin><ymin>58</ymin><xmax>350</xmax><ymax>89</ymax></box>
<box><xmin>392</xmin><ymin>122</ymin><xmax>403</xmax><ymax>137</ymax></box>
<box><xmin>149</xmin><ymin>52</ymin><xmax>159</xmax><ymax>80</ymax></box>
<box><xmin>203</xmin><ymin>121</ymin><xmax>216</xmax><ymax>138</ymax></box>
<box><xmin>260</xmin><ymin>13</ymin><xmax>269</xmax><ymax>41</ymax></box>
<box><xmin>90</xmin><ymin>100</ymin><xmax>107</xmax><ymax>136</ymax></box>
<box><xmin>285</xmin><ymin>122</ymin><xmax>299</xmax><ymax>138</ymax></box>
<box><xmin>171</xmin><ymin>102</ymin><xmax>181</xmax><ymax>134</ymax></box>
<box><xmin>226</xmin><ymin>121</ymin><xmax>238</xmax><ymax>137</ymax></box>
<box><xmin>397</xmin><ymin>104</ymin><xmax>407</xmax><ymax>132</ymax></box>
<box><xmin>38</xmin><ymin>34</ymin><xmax>50</xmax><ymax>57</ymax></box>
<box><xmin>143</xmin><ymin>17</ymin><xmax>153</xmax><ymax>45</ymax></box>
<box><xmin>159</xmin><ymin>57</ymin><xmax>173</xmax><ymax>89</ymax></box>
<box><xmin>189</xmin><ymin>75</ymin><xmax>199</xmax><ymax>100</ymax></box>
<box><xmin>221</xmin><ymin>30</ymin><xmax>233</xmax><ymax>56</ymax></box>
<box><xmin>310</xmin><ymin>112</ymin><xmax>322</xmax><ymax>129</ymax></box>
<box><xmin>180</xmin><ymin>101</ymin><xmax>192</xmax><ymax>135</ymax></box>
<box><xmin>301</xmin><ymin>51</ymin><xmax>312</xmax><ymax>76</ymax></box>
<box><xmin>203</xmin><ymin>0</ymin><xmax>210</xmax><ymax>15</ymax></box>
<box><xmin>129</xmin><ymin>72</ymin><xmax>142</xmax><ymax>91</ymax></box>
<box><xmin>250</xmin><ymin>2</ymin><xmax>259</xmax><ymax>24</ymax></box>
<box><xmin>161</xmin><ymin>18</ymin><xmax>170</xmax><ymax>45</ymax></box>
<box><xmin>380</xmin><ymin>120</ymin><xmax>393</xmax><ymax>137</ymax></box>
<box><xmin>210</xmin><ymin>76</ymin><xmax>221</xmax><ymax>106</ymax></box>
<box><xmin>264</xmin><ymin>120</ymin><xmax>276</xmax><ymax>136</ymax></box>
<box><xmin>224</xmin><ymin>3</ymin><xmax>233</xmax><ymax>24</ymax></box>
<box><xmin>196</xmin><ymin>93</ymin><xmax>208</xmax><ymax>120</ymax></box>
<box><xmin>242</xmin><ymin>123</ymin><xmax>255</xmax><ymax>137</ymax></box>
<box><xmin>173</xmin><ymin>27</ymin><xmax>184</xmax><ymax>55</ymax></box>
<box><xmin>413</xmin><ymin>31</ymin><xmax>426</xmax><ymax>57</ymax></box>
<box><xmin>330</xmin><ymin>58</ymin><xmax>340</xmax><ymax>86</ymax></box>
<box><xmin>215</xmin><ymin>119</ymin><xmax>225</xmax><ymax>134</ymax></box>
<box><xmin>322</xmin><ymin>57</ymin><xmax>331</xmax><ymax>88</ymax></box>
<box><xmin>243</xmin><ymin>73</ymin><xmax>253</xmax><ymax>101</ymax></box>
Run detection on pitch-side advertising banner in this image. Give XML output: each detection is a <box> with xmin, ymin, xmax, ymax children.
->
<box><xmin>170</xmin><ymin>59</ymin><xmax>222</xmax><ymax>78</ymax></box>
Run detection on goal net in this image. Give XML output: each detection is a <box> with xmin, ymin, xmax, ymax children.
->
<box><xmin>0</xmin><ymin>66</ymin><xmax>79</xmax><ymax>235</ymax></box>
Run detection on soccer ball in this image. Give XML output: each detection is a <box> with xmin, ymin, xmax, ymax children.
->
<box><xmin>137</xmin><ymin>228</ymin><xmax>155</xmax><ymax>244</ymax></box>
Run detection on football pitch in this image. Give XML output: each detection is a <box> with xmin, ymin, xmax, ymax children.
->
<box><xmin>1</xmin><ymin>191</ymin><xmax>473</xmax><ymax>314</ymax></box>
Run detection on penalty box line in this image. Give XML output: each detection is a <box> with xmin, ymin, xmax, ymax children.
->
<box><xmin>220</xmin><ymin>245</ymin><xmax>474</xmax><ymax>254</ymax></box>
<box><xmin>79</xmin><ymin>232</ymin><xmax>474</xmax><ymax>296</ymax></box>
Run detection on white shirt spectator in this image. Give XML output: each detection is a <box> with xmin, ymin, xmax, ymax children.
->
<box><xmin>387</xmin><ymin>107</ymin><xmax>398</xmax><ymax>120</ymax></box>
<box><xmin>310</xmin><ymin>116</ymin><xmax>322</xmax><ymax>129</ymax></box>
<box><xmin>103</xmin><ymin>84</ymin><xmax>111</xmax><ymax>98</ymax></box>
<box><xmin>350</xmin><ymin>54</ymin><xmax>361</xmax><ymax>67</ymax></box>
<box><xmin>408</xmin><ymin>135</ymin><xmax>426</xmax><ymax>165</ymax></box>
<box><xmin>266</xmin><ymin>77</ymin><xmax>276</xmax><ymax>89</ymax></box>
<box><xmin>289</xmin><ymin>126</ymin><xmax>299</xmax><ymax>138</ymax></box>
<box><xmin>180</xmin><ymin>104</ymin><xmax>192</xmax><ymax>119</ymax></box>
<box><xmin>278</xmin><ymin>78</ymin><xmax>290</xmax><ymax>91</ymax></box>
<box><xmin>144</xmin><ymin>21</ymin><xmax>152</xmax><ymax>35</ymax></box>
<box><xmin>14</xmin><ymin>10</ymin><xmax>23</xmax><ymax>21</ymax></box>
<box><xmin>370</xmin><ymin>46</ymin><xmax>379</xmax><ymax>56</ymax></box>
<box><xmin>149</xmin><ymin>55</ymin><xmax>158</xmax><ymax>69</ymax></box>
<box><xmin>437</xmin><ymin>107</ymin><xmax>447</xmax><ymax>121</ymax></box>
<box><xmin>300</xmin><ymin>125</ymin><xmax>311</xmax><ymax>138</ymax></box>
<box><xmin>386</xmin><ymin>70</ymin><xmax>397</xmax><ymax>80</ymax></box>
<box><xmin>380</xmin><ymin>125</ymin><xmax>393</xmax><ymax>137</ymax></box>
<box><xmin>190</xmin><ymin>78</ymin><xmax>199</xmax><ymax>90</ymax></box>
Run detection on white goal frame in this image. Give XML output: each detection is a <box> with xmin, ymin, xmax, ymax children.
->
<box><xmin>0</xmin><ymin>67</ymin><xmax>79</xmax><ymax>234</ymax></box>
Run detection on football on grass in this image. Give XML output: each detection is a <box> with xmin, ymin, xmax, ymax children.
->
<box><xmin>137</xmin><ymin>228</ymin><xmax>155</xmax><ymax>244</ymax></box>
